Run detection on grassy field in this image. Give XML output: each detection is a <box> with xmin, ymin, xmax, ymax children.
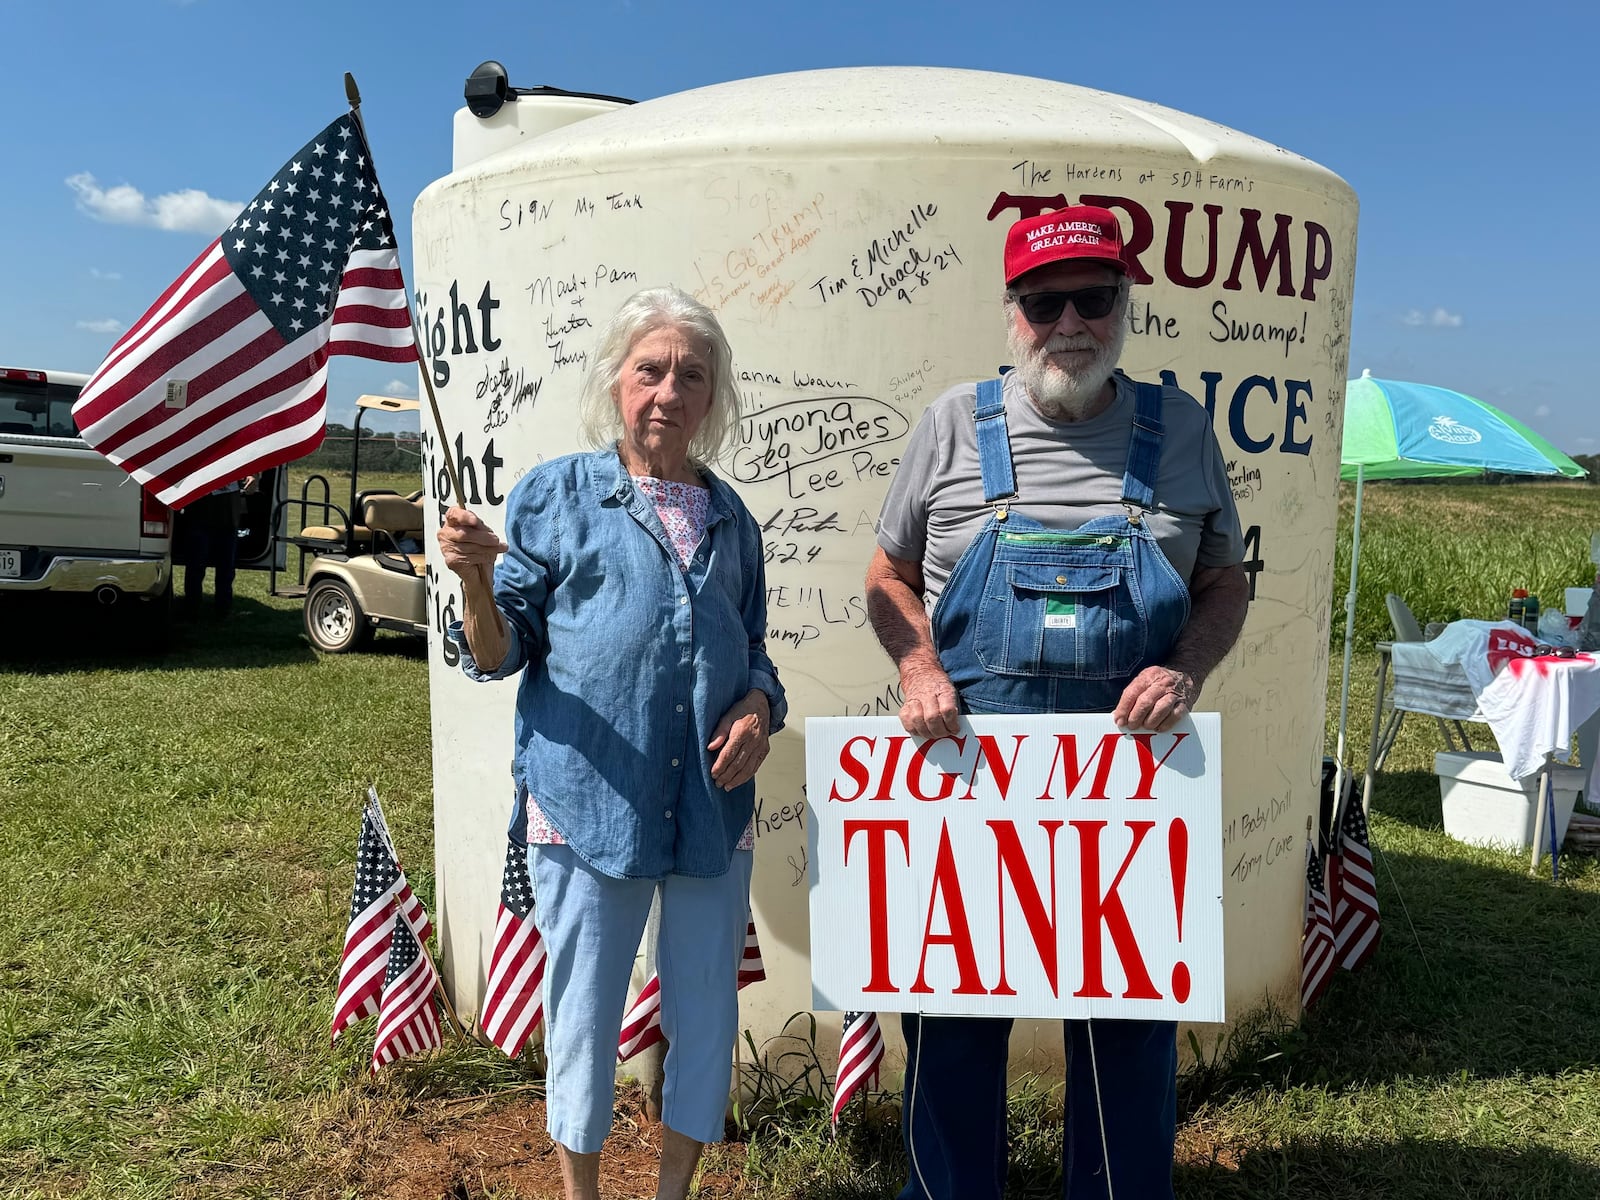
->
<box><xmin>2</xmin><ymin>479</ymin><xmax>1600</xmax><ymax>1198</ymax></box>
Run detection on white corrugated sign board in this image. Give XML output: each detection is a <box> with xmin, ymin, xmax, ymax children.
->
<box><xmin>807</xmin><ymin>713</ymin><xmax>1223</xmax><ymax>1022</ymax></box>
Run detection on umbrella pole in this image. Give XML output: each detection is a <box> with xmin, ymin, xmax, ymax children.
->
<box><xmin>1333</xmin><ymin>465</ymin><xmax>1365</xmax><ymax>830</ymax></box>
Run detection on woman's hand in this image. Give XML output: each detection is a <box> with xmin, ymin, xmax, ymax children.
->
<box><xmin>708</xmin><ymin>689</ymin><xmax>771</xmax><ymax>790</ymax></box>
<box><xmin>437</xmin><ymin>506</ymin><xmax>508</xmax><ymax>581</ymax></box>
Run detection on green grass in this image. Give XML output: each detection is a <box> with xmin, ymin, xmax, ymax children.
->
<box><xmin>3</xmin><ymin>480</ymin><xmax>1600</xmax><ymax>1197</ymax></box>
<box><xmin>1333</xmin><ymin>481</ymin><xmax>1598</xmax><ymax>645</ymax></box>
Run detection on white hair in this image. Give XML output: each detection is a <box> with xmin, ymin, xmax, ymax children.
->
<box><xmin>576</xmin><ymin>286</ymin><xmax>742</xmax><ymax>463</ymax></box>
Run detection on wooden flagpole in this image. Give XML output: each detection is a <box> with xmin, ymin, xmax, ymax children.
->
<box><xmin>336</xmin><ymin>78</ymin><xmax>505</xmax><ymax>1054</ymax></box>
<box><xmin>343</xmin><ymin>73</ymin><xmax>505</xmax><ymax>638</ymax></box>
<box><xmin>344</xmin><ymin>73</ymin><xmax>462</xmax><ymax>510</ymax></box>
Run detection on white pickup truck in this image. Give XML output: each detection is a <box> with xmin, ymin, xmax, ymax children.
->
<box><xmin>0</xmin><ymin>366</ymin><xmax>280</xmax><ymax>647</ymax></box>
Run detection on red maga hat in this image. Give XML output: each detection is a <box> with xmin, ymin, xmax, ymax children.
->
<box><xmin>1004</xmin><ymin>206</ymin><xmax>1128</xmax><ymax>284</ymax></box>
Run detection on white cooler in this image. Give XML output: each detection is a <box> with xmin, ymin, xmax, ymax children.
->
<box><xmin>1434</xmin><ymin>750</ymin><xmax>1585</xmax><ymax>852</ymax></box>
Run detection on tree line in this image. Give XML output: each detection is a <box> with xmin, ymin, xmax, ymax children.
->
<box><xmin>300</xmin><ymin>424</ymin><xmax>423</xmax><ymax>472</ymax></box>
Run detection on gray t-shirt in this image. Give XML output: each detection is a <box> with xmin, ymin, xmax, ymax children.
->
<box><xmin>876</xmin><ymin>371</ymin><xmax>1244</xmax><ymax>603</ymax></box>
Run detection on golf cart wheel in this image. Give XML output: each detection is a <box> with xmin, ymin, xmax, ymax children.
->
<box><xmin>304</xmin><ymin>577</ymin><xmax>373</xmax><ymax>653</ymax></box>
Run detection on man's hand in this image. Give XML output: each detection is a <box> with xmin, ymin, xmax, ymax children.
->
<box><xmin>898</xmin><ymin>659</ymin><xmax>962</xmax><ymax>739</ymax></box>
<box><xmin>1113</xmin><ymin>665</ymin><xmax>1199</xmax><ymax>732</ymax></box>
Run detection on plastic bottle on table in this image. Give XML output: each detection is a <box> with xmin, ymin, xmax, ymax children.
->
<box><xmin>1524</xmin><ymin>593</ymin><xmax>1541</xmax><ymax>634</ymax></box>
<box><xmin>1510</xmin><ymin>587</ymin><xmax>1528</xmax><ymax>626</ymax></box>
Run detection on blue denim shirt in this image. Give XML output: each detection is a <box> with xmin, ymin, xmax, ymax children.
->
<box><xmin>449</xmin><ymin>449</ymin><xmax>786</xmax><ymax>881</ymax></box>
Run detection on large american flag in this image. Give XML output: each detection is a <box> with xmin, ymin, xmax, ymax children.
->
<box><xmin>71</xmin><ymin>112</ymin><xmax>416</xmax><ymax>510</ymax></box>
<box><xmin>617</xmin><ymin>916</ymin><xmax>765</xmax><ymax>1062</ymax></box>
<box><xmin>331</xmin><ymin>804</ymin><xmax>433</xmax><ymax>1042</ymax></box>
<box><xmin>831</xmin><ymin>1011</ymin><xmax>885</xmax><ymax>1127</ymax></box>
<box><xmin>480</xmin><ymin>839</ymin><xmax>548</xmax><ymax>1059</ymax></box>
<box><xmin>1330</xmin><ymin>795</ymin><xmax>1382</xmax><ymax>971</ymax></box>
<box><xmin>1301</xmin><ymin>840</ymin><xmax>1337</xmax><ymax>1010</ymax></box>
<box><xmin>371</xmin><ymin>912</ymin><xmax>442</xmax><ymax>1072</ymax></box>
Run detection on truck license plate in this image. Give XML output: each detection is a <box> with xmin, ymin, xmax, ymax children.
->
<box><xmin>0</xmin><ymin>549</ymin><xmax>20</xmax><ymax>578</ymax></box>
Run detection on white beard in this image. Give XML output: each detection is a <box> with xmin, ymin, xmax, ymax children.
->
<box><xmin>1007</xmin><ymin>317</ymin><xmax>1127</xmax><ymax>421</ymax></box>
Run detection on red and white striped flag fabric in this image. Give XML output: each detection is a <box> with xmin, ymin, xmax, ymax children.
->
<box><xmin>617</xmin><ymin>913</ymin><xmax>766</xmax><ymax>1062</ymax></box>
<box><xmin>737</xmin><ymin>918</ymin><xmax>765</xmax><ymax>986</ymax></box>
<box><xmin>831</xmin><ymin>1011</ymin><xmax>885</xmax><ymax>1127</ymax></box>
<box><xmin>1301</xmin><ymin>840</ymin><xmax>1337</xmax><ymax>1010</ymax></box>
<box><xmin>71</xmin><ymin>112</ymin><xmax>416</xmax><ymax>510</ymax></box>
<box><xmin>331</xmin><ymin>804</ymin><xmax>432</xmax><ymax>1042</ymax></box>
<box><xmin>617</xmin><ymin>973</ymin><xmax>664</xmax><ymax>1062</ymax></box>
<box><xmin>1330</xmin><ymin>795</ymin><xmax>1382</xmax><ymax>971</ymax></box>
<box><xmin>371</xmin><ymin>911</ymin><xmax>442</xmax><ymax>1072</ymax></box>
<box><xmin>480</xmin><ymin>839</ymin><xmax>549</xmax><ymax>1058</ymax></box>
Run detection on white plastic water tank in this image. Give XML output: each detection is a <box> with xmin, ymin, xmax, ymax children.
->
<box><xmin>413</xmin><ymin>66</ymin><xmax>1358</xmax><ymax>1078</ymax></box>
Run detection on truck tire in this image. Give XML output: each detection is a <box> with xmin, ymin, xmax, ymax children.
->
<box><xmin>304</xmin><ymin>577</ymin><xmax>373</xmax><ymax>653</ymax></box>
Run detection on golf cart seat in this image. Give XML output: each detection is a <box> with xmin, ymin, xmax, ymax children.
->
<box><xmin>362</xmin><ymin>494</ymin><xmax>427</xmax><ymax>573</ymax></box>
<box><xmin>295</xmin><ymin>521</ymin><xmax>374</xmax><ymax>550</ymax></box>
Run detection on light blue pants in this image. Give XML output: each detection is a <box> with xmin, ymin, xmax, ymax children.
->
<box><xmin>529</xmin><ymin>844</ymin><xmax>753</xmax><ymax>1153</ymax></box>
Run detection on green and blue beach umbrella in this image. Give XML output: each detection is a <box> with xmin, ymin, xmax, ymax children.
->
<box><xmin>1331</xmin><ymin>372</ymin><xmax>1585</xmax><ymax>808</ymax></box>
<box><xmin>1341</xmin><ymin>369</ymin><xmax>1585</xmax><ymax>481</ymax></box>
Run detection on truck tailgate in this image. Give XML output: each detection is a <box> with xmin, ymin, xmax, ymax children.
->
<box><xmin>0</xmin><ymin>440</ymin><xmax>142</xmax><ymax>553</ymax></box>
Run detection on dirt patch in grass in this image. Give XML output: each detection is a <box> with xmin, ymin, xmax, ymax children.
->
<box><xmin>1174</xmin><ymin>1116</ymin><xmax>1246</xmax><ymax>1173</ymax></box>
<box><xmin>343</xmin><ymin>1086</ymin><xmax>754</xmax><ymax>1200</ymax></box>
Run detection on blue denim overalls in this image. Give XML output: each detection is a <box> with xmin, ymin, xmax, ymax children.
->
<box><xmin>899</xmin><ymin>376</ymin><xmax>1189</xmax><ymax>1200</ymax></box>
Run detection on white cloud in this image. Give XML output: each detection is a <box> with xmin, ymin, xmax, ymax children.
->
<box><xmin>1400</xmin><ymin>307</ymin><xmax>1463</xmax><ymax>328</ymax></box>
<box><xmin>76</xmin><ymin>318</ymin><xmax>124</xmax><ymax>334</ymax></box>
<box><xmin>1536</xmin><ymin>404</ymin><xmax>1552</xmax><ymax>418</ymax></box>
<box><xmin>66</xmin><ymin>172</ymin><xmax>241</xmax><ymax>235</ymax></box>
<box><xmin>88</xmin><ymin>267</ymin><xmax>122</xmax><ymax>281</ymax></box>
<box><xmin>381</xmin><ymin>378</ymin><xmax>418</xmax><ymax>398</ymax></box>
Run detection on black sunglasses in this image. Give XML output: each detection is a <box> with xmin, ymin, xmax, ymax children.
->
<box><xmin>1012</xmin><ymin>285</ymin><xmax>1121</xmax><ymax>324</ymax></box>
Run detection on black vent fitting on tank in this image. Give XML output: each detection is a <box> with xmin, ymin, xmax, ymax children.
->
<box><xmin>464</xmin><ymin>61</ymin><xmax>636</xmax><ymax>119</ymax></box>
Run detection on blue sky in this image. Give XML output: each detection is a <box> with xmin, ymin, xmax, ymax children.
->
<box><xmin>5</xmin><ymin>0</ymin><xmax>1596</xmax><ymax>448</ymax></box>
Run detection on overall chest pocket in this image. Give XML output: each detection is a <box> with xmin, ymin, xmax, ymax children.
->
<box><xmin>973</xmin><ymin>559</ymin><xmax>1147</xmax><ymax>680</ymax></box>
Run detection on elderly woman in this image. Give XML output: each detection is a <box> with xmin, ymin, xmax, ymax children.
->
<box><xmin>438</xmin><ymin>286</ymin><xmax>785</xmax><ymax>1200</ymax></box>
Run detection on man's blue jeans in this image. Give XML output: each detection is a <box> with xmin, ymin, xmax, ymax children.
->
<box><xmin>897</xmin><ymin>1013</ymin><xmax>1177</xmax><ymax>1200</ymax></box>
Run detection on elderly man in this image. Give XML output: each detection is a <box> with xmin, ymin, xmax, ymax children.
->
<box><xmin>865</xmin><ymin>206</ymin><xmax>1250</xmax><ymax>1200</ymax></box>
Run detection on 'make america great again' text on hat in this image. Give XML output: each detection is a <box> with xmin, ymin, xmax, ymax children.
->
<box><xmin>1004</xmin><ymin>206</ymin><xmax>1128</xmax><ymax>284</ymax></box>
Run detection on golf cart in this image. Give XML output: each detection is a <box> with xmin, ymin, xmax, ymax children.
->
<box><xmin>271</xmin><ymin>394</ymin><xmax>428</xmax><ymax>653</ymax></box>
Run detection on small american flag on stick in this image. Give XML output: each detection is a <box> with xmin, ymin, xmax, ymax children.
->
<box><xmin>71</xmin><ymin>111</ymin><xmax>416</xmax><ymax>509</ymax></box>
<box><xmin>330</xmin><ymin>801</ymin><xmax>431</xmax><ymax>1042</ymax></box>
<box><xmin>1301</xmin><ymin>840</ymin><xmax>1336</xmax><ymax>1010</ymax></box>
<box><xmin>480</xmin><ymin>839</ymin><xmax>549</xmax><ymax>1058</ymax></box>
<box><xmin>371</xmin><ymin>912</ymin><xmax>442</xmax><ymax>1071</ymax></box>
<box><xmin>831</xmin><ymin>1011</ymin><xmax>885</xmax><ymax>1127</ymax></box>
<box><xmin>1329</xmin><ymin>794</ymin><xmax>1382</xmax><ymax>971</ymax></box>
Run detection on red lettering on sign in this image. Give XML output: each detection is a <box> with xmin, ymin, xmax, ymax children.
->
<box><xmin>988</xmin><ymin>819</ymin><xmax>1063</xmax><ymax>997</ymax></box>
<box><xmin>910</xmin><ymin>821</ymin><xmax>988</xmax><ymax>996</ymax></box>
<box><xmin>960</xmin><ymin>734</ymin><xmax>1028</xmax><ymax>802</ymax></box>
<box><xmin>828</xmin><ymin>736</ymin><xmax>875</xmax><ymax>802</ymax></box>
<box><xmin>908</xmin><ymin>735</ymin><xmax>963</xmax><ymax>802</ymax></box>
<box><xmin>1036</xmin><ymin>733</ymin><xmax>1120</xmax><ymax>800</ymax></box>
<box><xmin>1127</xmin><ymin>732</ymin><xmax>1188</xmax><ymax>800</ymax></box>
<box><xmin>843</xmin><ymin>819</ymin><xmax>911</xmax><ymax>993</ymax></box>
<box><xmin>1168</xmin><ymin>818</ymin><xmax>1190</xmax><ymax>1004</ymax></box>
<box><xmin>874</xmin><ymin>736</ymin><xmax>911</xmax><ymax>802</ymax></box>
<box><xmin>1072</xmin><ymin>819</ymin><xmax>1160</xmax><ymax>1000</ymax></box>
